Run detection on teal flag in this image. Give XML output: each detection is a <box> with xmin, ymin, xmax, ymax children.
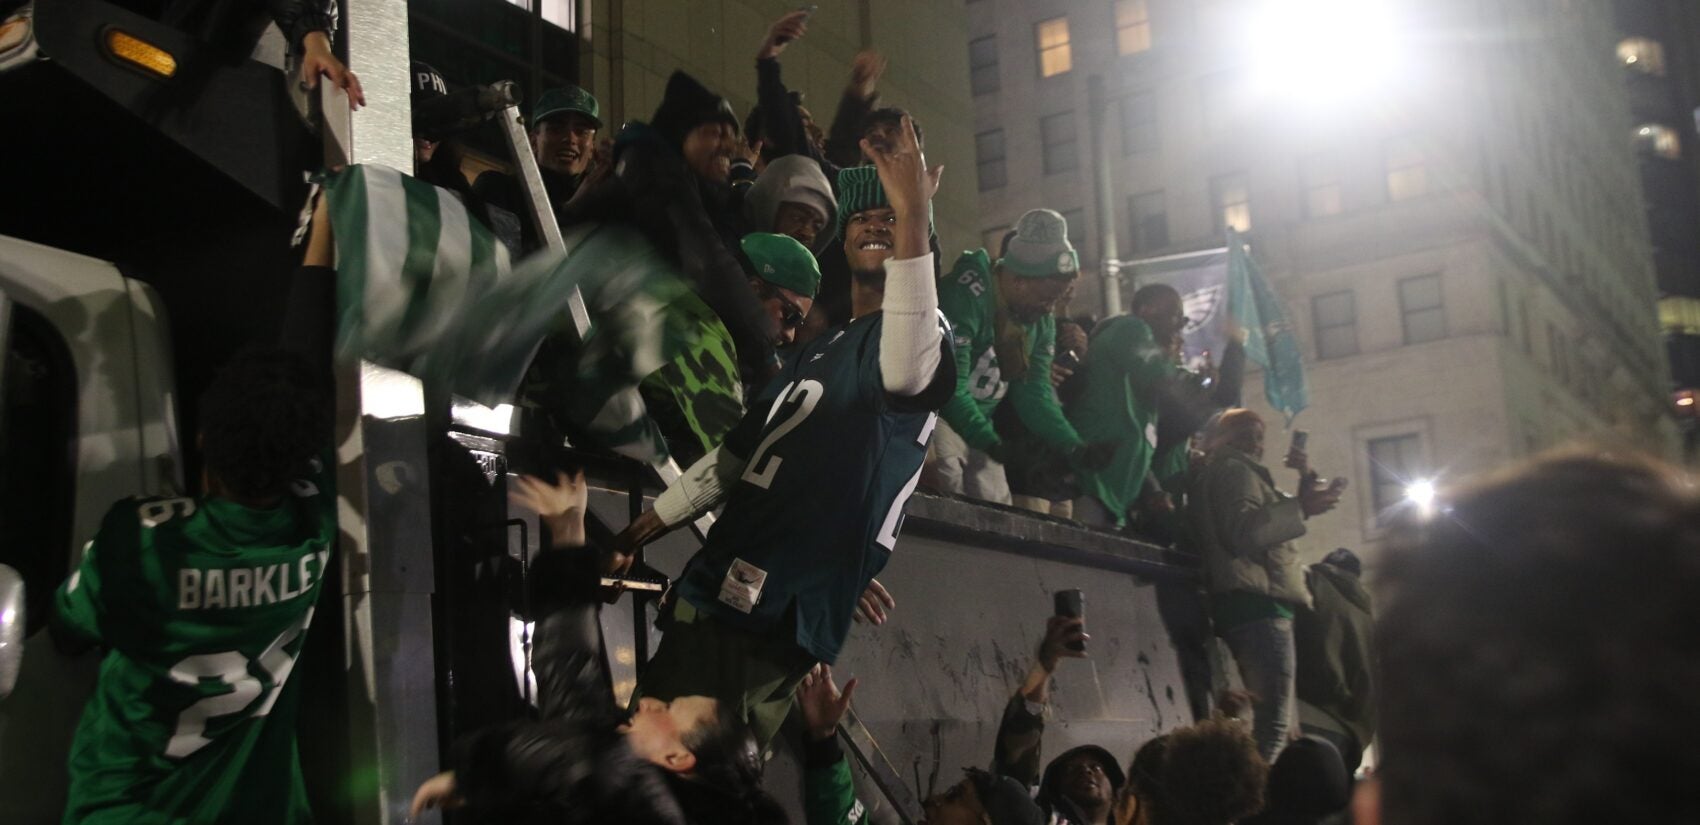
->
<box><xmin>1226</xmin><ymin>229</ymin><xmax>1308</xmax><ymax>422</ymax></box>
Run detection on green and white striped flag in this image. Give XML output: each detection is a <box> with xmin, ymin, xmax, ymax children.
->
<box><xmin>319</xmin><ymin>164</ymin><xmax>743</xmax><ymax>463</ymax></box>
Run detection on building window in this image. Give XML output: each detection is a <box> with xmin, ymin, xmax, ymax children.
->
<box><xmin>1385</xmin><ymin>135</ymin><xmax>1428</xmax><ymax>201</ymax></box>
<box><xmin>1035</xmin><ymin>17</ymin><xmax>1072</xmax><ymax>78</ymax></box>
<box><xmin>1211</xmin><ymin>172</ymin><xmax>1251</xmax><ymax>233</ymax></box>
<box><xmin>1041</xmin><ymin>112</ymin><xmax>1079</xmax><ymax>175</ymax></box>
<box><xmin>1129</xmin><ymin>190</ymin><xmax>1168</xmax><ymax>253</ymax></box>
<box><xmin>1121</xmin><ymin>91</ymin><xmax>1158</xmax><ymax>154</ymax></box>
<box><xmin>1115</xmin><ymin>0</ymin><xmax>1152</xmax><ymax>56</ymax></box>
<box><xmin>1618</xmin><ymin>37</ymin><xmax>1666</xmax><ymax>76</ymax></box>
<box><xmin>1367</xmin><ymin>434</ymin><xmax>1423</xmax><ymax>515</ymax></box>
<box><xmin>969</xmin><ymin>35</ymin><xmax>999</xmax><ymax>96</ymax></box>
<box><xmin>1633</xmin><ymin>124</ymin><xmax>1682</xmax><ymax>160</ymax></box>
<box><xmin>1299</xmin><ymin>153</ymin><xmax>1343</xmax><ymax>218</ymax></box>
<box><xmin>1060</xmin><ymin>207</ymin><xmax>1088</xmax><ymax>255</ymax></box>
<box><xmin>1312</xmin><ymin>290</ymin><xmax>1358</xmax><ymax>359</ymax></box>
<box><xmin>1399</xmin><ymin>273</ymin><xmax>1446</xmax><ymax>345</ymax></box>
<box><xmin>976</xmin><ymin>129</ymin><xmax>1007</xmax><ymax>192</ymax></box>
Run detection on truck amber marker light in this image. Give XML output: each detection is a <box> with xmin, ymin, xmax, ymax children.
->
<box><xmin>102</xmin><ymin>28</ymin><xmax>176</xmax><ymax>79</ymax></box>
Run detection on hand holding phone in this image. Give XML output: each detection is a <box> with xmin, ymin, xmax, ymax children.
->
<box><xmin>1053</xmin><ymin>590</ymin><xmax>1086</xmax><ymax>653</ymax></box>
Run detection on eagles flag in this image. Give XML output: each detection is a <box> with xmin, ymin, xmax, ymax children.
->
<box><xmin>1125</xmin><ymin>229</ymin><xmax>1308</xmax><ymax>422</ymax></box>
<box><xmin>320</xmin><ymin>164</ymin><xmax>743</xmax><ymax>462</ymax></box>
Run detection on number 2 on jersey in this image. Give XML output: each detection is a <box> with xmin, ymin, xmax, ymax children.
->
<box><xmin>164</xmin><ymin>607</ymin><xmax>314</xmax><ymax>758</ymax></box>
<box><xmin>741</xmin><ymin>379</ymin><xmax>825</xmax><ymax>489</ymax></box>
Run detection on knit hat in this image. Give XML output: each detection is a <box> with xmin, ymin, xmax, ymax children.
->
<box><xmin>834</xmin><ymin>165</ymin><xmax>888</xmax><ymax>237</ymax></box>
<box><xmin>741</xmin><ymin>233</ymin><xmax>821</xmax><ymax>299</ymax></box>
<box><xmin>411</xmin><ymin>61</ymin><xmax>447</xmax><ymax>100</ymax></box>
<box><xmin>744</xmin><ymin>155</ymin><xmax>837</xmax><ymax>253</ymax></box>
<box><xmin>998</xmin><ymin>208</ymin><xmax>1079</xmax><ymax>278</ymax></box>
<box><xmin>532</xmin><ymin>85</ymin><xmax>601</xmax><ymax>128</ymax></box>
<box><xmin>650</xmin><ymin>70</ymin><xmax>738</xmax><ymax>150</ymax></box>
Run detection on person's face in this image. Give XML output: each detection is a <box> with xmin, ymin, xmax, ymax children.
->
<box><xmin>751</xmin><ymin>278</ymin><xmax>814</xmax><ymax>346</ymax></box>
<box><xmin>863</xmin><ymin>120</ymin><xmax>905</xmax><ymax>156</ymax></box>
<box><xmin>413</xmin><ymin>137</ymin><xmax>438</xmax><ymax>165</ymax></box>
<box><xmin>682</xmin><ymin>122</ymin><xmax>738</xmax><ymax>184</ymax></box>
<box><xmin>920</xmin><ymin>776</ymin><xmax>989</xmax><ymax>825</ymax></box>
<box><xmin>999</xmin><ymin>269</ymin><xmax>1075</xmax><ymax>321</ymax></box>
<box><xmin>532</xmin><ymin>112</ymin><xmax>599</xmax><ymax>176</ymax></box>
<box><xmin>1059</xmin><ymin>754</ymin><xmax>1116</xmax><ymax>808</ymax></box>
<box><xmin>1136</xmin><ymin>291</ymin><xmax>1187</xmax><ymax>343</ymax></box>
<box><xmin>773</xmin><ymin>201</ymin><xmax>827</xmax><ymax>250</ymax></box>
<box><xmin>1232</xmin><ymin>420</ymin><xmax>1267</xmax><ymax>461</ymax></box>
<box><xmin>622</xmin><ymin>696</ymin><xmax>720</xmax><ymax>773</ymax></box>
<box><xmin>844</xmin><ymin>206</ymin><xmax>897</xmax><ymax>274</ymax></box>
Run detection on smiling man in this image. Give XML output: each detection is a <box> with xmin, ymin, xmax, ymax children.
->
<box><xmin>473</xmin><ymin>86</ymin><xmax>603</xmax><ymax>251</ymax></box>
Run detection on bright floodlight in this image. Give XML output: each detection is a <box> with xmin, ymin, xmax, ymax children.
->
<box><xmin>1406</xmin><ymin>479</ymin><xmax>1437</xmax><ymax>513</ymax></box>
<box><xmin>1244</xmin><ymin>0</ymin><xmax>1404</xmax><ymax>104</ymax></box>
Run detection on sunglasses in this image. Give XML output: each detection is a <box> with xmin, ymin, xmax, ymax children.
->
<box><xmin>757</xmin><ymin>281</ymin><xmax>807</xmax><ymax>329</ymax></box>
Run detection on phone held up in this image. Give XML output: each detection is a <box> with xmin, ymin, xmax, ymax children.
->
<box><xmin>1054</xmin><ymin>589</ymin><xmax>1086</xmax><ymax>653</ymax></box>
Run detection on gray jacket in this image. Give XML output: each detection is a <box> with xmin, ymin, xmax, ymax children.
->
<box><xmin>1187</xmin><ymin>448</ymin><xmax>1312</xmax><ymax>606</ymax></box>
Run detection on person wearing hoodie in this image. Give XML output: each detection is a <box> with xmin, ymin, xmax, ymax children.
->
<box><xmin>1240</xmin><ymin>736</ymin><xmax>1350</xmax><ymax>825</ymax></box>
<box><xmin>1293</xmin><ymin>549</ymin><xmax>1375</xmax><ymax>774</ymax></box>
<box><xmin>743</xmin><ymin>155</ymin><xmax>838</xmax><ymax>254</ymax></box>
<box><xmin>560</xmin><ymin>70</ymin><xmax>783</xmax><ymax>387</ymax></box>
<box><xmin>992</xmin><ymin>615</ymin><xmax>1122</xmax><ymax>825</ymax></box>
<box><xmin>473</xmin><ymin>85</ymin><xmax>606</xmax><ymax>253</ymax></box>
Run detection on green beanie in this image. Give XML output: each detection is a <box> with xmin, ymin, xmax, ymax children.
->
<box><xmin>835</xmin><ymin>166</ymin><xmax>889</xmax><ymax>239</ymax></box>
<box><xmin>741</xmin><ymin>233</ymin><xmax>821</xmax><ymax>299</ymax></box>
<box><xmin>998</xmin><ymin>208</ymin><xmax>1079</xmax><ymax>277</ymax></box>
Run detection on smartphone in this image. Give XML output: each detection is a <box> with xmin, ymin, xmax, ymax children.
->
<box><xmin>1290</xmin><ymin>430</ymin><xmax>1309</xmax><ymax>453</ymax></box>
<box><xmin>1054</xmin><ymin>589</ymin><xmax>1086</xmax><ymax>652</ymax></box>
<box><xmin>1056</xmin><ymin>349</ymin><xmax>1081</xmax><ymax>371</ymax></box>
<box><xmin>1328</xmin><ymin>477</ymin><xmax>1349</xmax><ymax>493</ymax></box>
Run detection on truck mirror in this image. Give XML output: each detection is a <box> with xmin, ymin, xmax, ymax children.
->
<box><xmin>0</xmin><ymin>564</ymin><xmax>21</xmax><ymax>700</ymax></box>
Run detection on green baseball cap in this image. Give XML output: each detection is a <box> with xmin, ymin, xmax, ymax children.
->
<box><xmin>741</xmin><ymin>233</ymin><xmax>821</xmax><ymax>299</ymax></box>
<box><xmin>998</xmin><ymin>208</ymin><xmax>1079</xmax><ymax>278</ymax></box>
<box><xmin>532</xmin><ymin>86</ymin><xmax>602</xmax><ymax>129</ymax></box>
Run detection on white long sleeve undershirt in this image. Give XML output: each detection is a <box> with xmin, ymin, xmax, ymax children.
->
<box><xmin>653</xmin><ymin>446</ymin><xmax>748</xmax><ymax>528</ymax></box>
<box><xmin>878</xmin><ymin>252</ymin><xmax>942</xmax><ymax>396</ymax></box>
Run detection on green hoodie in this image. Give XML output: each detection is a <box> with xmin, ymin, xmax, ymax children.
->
<box><xmin>1067</xmin><ymin>314</ymin><xmax>1173</xmax><ymax>525</ymax></box>
<box><xmin>937</xmin><ymin>249</ymin><xmax>1086</xmax><ymax>454</ymax></box>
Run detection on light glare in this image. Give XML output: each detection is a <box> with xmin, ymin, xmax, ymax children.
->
<box><xmin>1406</xmin><ymin>480</ymin><xmax>1437</xmax><ymax>513</ymax></box>
<box><xmin>1244</xmin><ymin>0</ymin><xmax>1405</xmax><ymax>104</ymax></box>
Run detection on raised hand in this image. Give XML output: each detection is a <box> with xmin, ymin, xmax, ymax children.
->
<box><xmin>509</xmin><ymin>470</ymin><xmax>588</xmax><ymax>550</ymax></box>
<box><xmin>1038</xmin><ymin>615</ymin><xmax>1089</xmax><ymax>672</ymax></box>
<box><xmin>852</xmin><ymin>578</ymin><xmax>896</xmax><ymax>625</ymax></box>
<box><xmin>797</xmin><ymin>664</ymin><xmax>859</xmax><ymax>741</ymax></box>
<box><xmin>300</xmin><ymin>31</ymin><xmax>365</xmax><ymax>109</ymax></box>
<box><xmin>848</xmin><ymin>50</ymin><xmax>888</xmax><ymax>99</ymax></box>
<box><xmin>859</xmin><ymin>115</ymin><xmax>934</xmax><ymax>260</ymax></box>
<box><xmin>759</xmin><ymin>10</ymin><xmax>810</xmax><ymax>60</ymax></box>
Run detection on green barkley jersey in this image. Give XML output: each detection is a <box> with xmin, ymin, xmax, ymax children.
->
<box><xmin>1068</xmin><ymin>315</ymin><xmax>1174</xmax><ymax>526</ymax></box>
<box><xmin>937</xmin><ymin>250</ymin><xmax>1084</xmax><ymax>454</ymax></box>
<box><xmin>675</xmin><ymin>311</ymin><xmax>953</xmax><ymax>664</ymax></box>
<box><xmin>52</xmin><ymin>458</ymin><xmax>335</xmax><ymax>825</ymax></box>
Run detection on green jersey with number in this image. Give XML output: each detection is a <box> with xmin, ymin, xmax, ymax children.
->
<box><xmin>52</xmin><ymin>460</ymin><xmax>335</xmax><ymax>824</ymax></box>
<box><xmin>674</xmin><ymin>311</ymin><xmax>953</xmax><ymax>664</ymax></box>
<box><xmin>937</xmin><ymin>250</ymin><xmax>1085</xmax><ymax>453</ymax></box>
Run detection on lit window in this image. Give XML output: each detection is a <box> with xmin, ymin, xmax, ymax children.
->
<box><xmin>1399</xmin><ymin>273</ymin><xmax>1445</xmax><ymax>345</ymax></box>
<box><xmin>976</xmin><ymin>129</ymin><xmax>1007</xmax><ymax>191</ymax></box>
<box><xmin>538</xmin><ymin>0</ymin><xmax>574</xmax><ymax>29</ymax></box>
<box><xmin>1385</xmin><ymin>136</ymin><xmax>1428</xmax><ymax>201</ymax></box>
<box><xmin>1633</xmin><ymin>123</ymin><xmax>1681</xmax><ymax>160</ymax></box>
<box><xmin>1060</xmin><ymin>207</ymin><xmax>1088</xmax><ymax>255</ymax></box>
<box><xmin>1036</xmin><ymin>17</ymin><xmax>1072</xmax><ymax>78</ymax></box>
<box><xmin>970</xmin><ymin>35</ymin><xmax>999</xmax><ymax>95</ymax></box>
<box><xmin>1129</xmin><ymin>190</ymin><xmax>1168</xmax><ymax>253</ymax></box>
<box><xmin>1367</xmin><ymin>434</ymin><xmax>1423</xmax><ymax>515</ymax></box>
<box><xmin>1212</xmin><ymin>172</ymin><xmax>1251</xmax><ymax>233</ymax></box>
<box><xmin>1299</xmin><ymin>153</ymin><xmax>1342</xmax><ymax>218</ymax></box>
<box><xmin>1115</xmin><ymin>0</ymin><xmax>1152</xmax><ymax>56</ymax></box>
<box><xmin>1121</xmin><ymin>91</ymin><xmax>1158</xmax><ymax>154</ymax></box>
<box><xmin>1617</xmin><ymin>37</ymin><xmax>1666</xmax><ymax>76</ymax></box>
<box><xmin>1313</xmin><ymin>290</ymin><xmax>1358</xmax><ymax>359</ymax></box>
<box><xmin>1041</xmin><ymin>112</ymin><xmax>1079</xmax><ymax>175</ymax></box>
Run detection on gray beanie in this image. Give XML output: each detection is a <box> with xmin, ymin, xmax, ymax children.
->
<box><xmin>743</xmin><ymin>155</ymin><xmax>837</xmax><ymax>254</ymax></box>
<box><xmin>998</xmin><ymin>208</ymin><xmax>1079</xmax><ymax>278</ymax></box>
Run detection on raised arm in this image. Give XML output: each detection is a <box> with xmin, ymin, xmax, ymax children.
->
<box><xmin>863</xmin><ymin>117</ymin><xmax>944</xmax><ymax>398</ymax></box>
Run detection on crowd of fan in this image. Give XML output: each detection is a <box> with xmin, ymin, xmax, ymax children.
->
<box><xmin>36</xmin><ymin>4</ymin><xmax>1700</xmax><ymax>825</ymax></box>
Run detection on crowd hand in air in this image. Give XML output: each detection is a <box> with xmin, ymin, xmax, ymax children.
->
<box><xmin>853</xmin><ymin>579</ymin><xmax>896</xmax><ymax>625</ymax></box>
<box><xmin>859</xmin><ymin>114</ymin><xmax>941</xmax><ymax>257</ymax></box>
<box><xmin>758</xmin><ymin>9</ymin><xmax>809</xmax><ymax>60</ymax></box>
<box><xmin>408</xmin><ymin>771</ymin><xmax>460</xmax><ymax>821</ymax></box>
<box><xmin>848</xmin><ymin>49</ymin><xmax>888</xmax><ymax>100</ymax></box>
<box><xmin>797</xmin><ymin>664</ymin><xmax>859</xmax><ymax>741</ymax></box>
<box><xmin>509</xmin><ymin>470</ymin><xmax>589</xmax><ymax>551</ymax></box>
<box><xmin>1298</xmin><ymin>473</ymin><xmax>1344</xmax><ymax>518</ymax></box>
<box><xmin>300</xmin><ymin>31</ymin><xmax>365</xmax><ymax>110</ymax></box>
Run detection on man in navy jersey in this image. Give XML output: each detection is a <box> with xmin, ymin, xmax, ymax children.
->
<box><xmin>607</xmin><ymin>116</ymin><xmax>952</xmax><ymax>746</ymax></box>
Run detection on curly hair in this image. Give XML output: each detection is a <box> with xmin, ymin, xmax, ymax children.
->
<box><xmin>1142</xmin><ymin>719</ymin><xmax>1266</xmax><ymax>825</ymax></box>
<box><xmin>198</xmin><ymin>349</ymin><xmax>328</xmax><ymax>501</ymax></box>
<box><xmin>1377</xmin><ymin>448</ymin><xmax>1700</xmax><ymax>825</ymax></box>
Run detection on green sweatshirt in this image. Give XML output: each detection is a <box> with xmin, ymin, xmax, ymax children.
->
<box><xmin>1068</xmin><ymin>315</ymin><xmax>1173</xmax><ymax>526</ymax></box>
<box><xmin>803</xmin><ymin>737</ymin><xmax>868</xmax><ymax>825</ymax></box>
<box><xmin>937</xmin><ymin>249</ymin><xmax>1087</xmax><ymax>453</ymax></box>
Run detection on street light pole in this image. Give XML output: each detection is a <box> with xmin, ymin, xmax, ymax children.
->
<box><xmin>1087</xmin><ymin>74</ymin><xmax>1123</xmax><ymax>317</ymax></box>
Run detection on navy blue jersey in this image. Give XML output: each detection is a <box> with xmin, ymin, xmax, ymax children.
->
<box><xmin>675</xmin><ymin>311</ymin><xmax>953</xmax><ymax>663</ymax></box>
